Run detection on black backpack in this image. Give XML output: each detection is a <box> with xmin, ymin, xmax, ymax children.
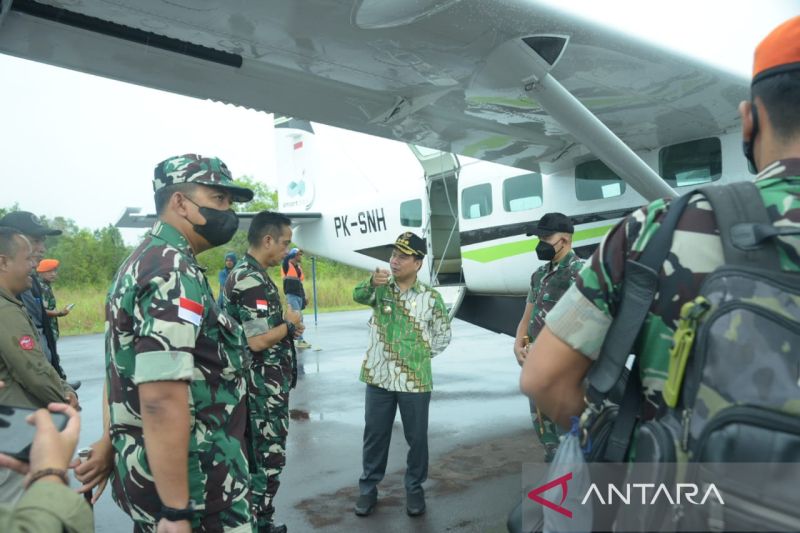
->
<box><xmin>586</xmin><ymin>182</ymin><xmax>800</xmax><ymax>531</ymax></box>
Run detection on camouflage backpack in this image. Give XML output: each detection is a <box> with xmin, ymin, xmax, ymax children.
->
<box><xmin>584</xmin><ymin>182</ymin><xmax>800</xmax><ymax>532</ymax></box>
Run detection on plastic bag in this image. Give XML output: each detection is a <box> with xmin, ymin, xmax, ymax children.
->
<box><xmin>542</xmin><ymin>418</ymin><xmax>592</xmax><ymax>533</ymax></box>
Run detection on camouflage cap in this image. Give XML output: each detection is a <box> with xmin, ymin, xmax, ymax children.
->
<box><xmin>153</xmin><ymin>154</ymin><xmax>254</xmax><ymax>202</ymax></box>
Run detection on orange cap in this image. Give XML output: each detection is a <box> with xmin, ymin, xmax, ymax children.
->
<box><xmin>753</xmin><ymin>16</ymin><xmax>800</xmax><ymax>84</ymax></box>
<box><xmin>36</xmin><ymin>259</ymin><xmax>60</xmax><ymax>273</ymax></box>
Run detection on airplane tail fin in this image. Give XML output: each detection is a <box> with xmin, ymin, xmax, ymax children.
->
<box><xmin>274</xmin><ymin>116</ymin><xmax>318</xmax><ymax>212</ymax></box>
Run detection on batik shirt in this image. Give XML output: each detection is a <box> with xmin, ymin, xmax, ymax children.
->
<box><xmin>546</xmin><ymin>159</ymin><xmax>800</xmax><ymax>414</ymax></box>
<box><xmin>354</xmin><ymin>277</ymin><xmax>451</xmax><ymax>392</ymax></box>
<box><xmin>104</xmin><ymin>221</ymin><xmax>249</xmax><ymax>523</ymax></box>
<box><xmin>526</xmin><ymin>250</ymin><xmax>583</xmax><ymax>341</ymax></box>
<box><xmin>222</xmin><ymin>253</ymin><xmax>294</xmax><ymax>389</ymax></box>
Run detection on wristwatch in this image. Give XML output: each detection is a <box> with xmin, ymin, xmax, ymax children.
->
<box><xmin>158</xmin><ymin>500</ymin><xmax>197</xmax><ymax>522</ymax></box>
<box><xmin>286</xmin><ymin>321</ymin><xmax>297</xmax><ymax>338</ymax></box>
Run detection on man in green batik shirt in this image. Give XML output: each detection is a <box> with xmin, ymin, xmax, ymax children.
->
<box><xmin>222</xmin><ymin>211</ymin><xmax>303</xmax><ymax>533</ymax></box>
<box><xmin>353</xmin><ymin>232</ymin><xmax>451</xmax><ymax>519</ymax></box>
<box><xmin>513</xmin><ymin>213</ymin><xmax>583</xmax><ymax>462</ymax></box>
<box><xmin>101</xmin><ymin>154</ymin><xmax>255</xmax><ymax>533</ymax></box>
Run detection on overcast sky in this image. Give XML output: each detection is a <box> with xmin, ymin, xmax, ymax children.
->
<box><xmin>0</xmin><ymin>1</ymin><xmax>796</xmax><ymax>241</ymax></box>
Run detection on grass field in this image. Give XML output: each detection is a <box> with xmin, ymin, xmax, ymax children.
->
<box><xmin>54</xmin><ymin>271</ymin><xmax>370</xmax><ymax>337</ymax></box>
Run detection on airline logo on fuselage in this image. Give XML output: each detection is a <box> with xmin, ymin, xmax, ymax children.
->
<box><xmin>334</xmin><ymin>208</ymin><xmax>387</xmax><ymax>237</ymax></box>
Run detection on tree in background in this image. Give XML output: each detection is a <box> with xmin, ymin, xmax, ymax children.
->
<box><xmin>48</xmin><ymin>226</ymin><xmax>129</xmax><ymax>286</ymax></box>
<box><xmin>2</xmin><ymin>174</ymin><xmax>363</xmax><ymax>291</ymax></box>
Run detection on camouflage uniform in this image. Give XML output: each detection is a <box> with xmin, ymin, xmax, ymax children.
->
<box><xmin>38</xmin><ymin>276</ymin><xmax>59</xmax><ymax>341</ymax></box>
<box><xmin>105</xmin><ymin>154</ymin><xmax>253</xmax><ymax>533</ymax></box>
<box><xmin>546</xmin><ymin>159</ymin><xmax>800</xmax><ymax>417</ymax></box>
<box><xmin>222</xmin><ymin>253</ymin><xmax>295</xmax><ymax>530</ymax></box>
<box><xmin>526</xmin><ymin>249</ymin><xmax>583</xmax><ymax>459</ymax></box>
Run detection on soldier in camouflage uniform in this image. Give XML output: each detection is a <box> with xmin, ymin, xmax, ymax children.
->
<box><xmin>36</xmin><ymin>259</ymin><xmax>69</xmax><ymax>341</ymax></box>
<box><xmin>513</xmin><ymin>213</ymin><xmax>583</xmax><ymax>461</ymax></box>
<box><xmin>104</xmin><ymin>154</ymin><xmax>254</xmax><ymax>532</ymax></box>
<box><xmin>353</xmin><ymin>232</ymin><xmax>452</xmax><ymax>518</ymax></box>
<box><xmin>522</xmin><ymin>17</ymin><xmax>800</xmax><ymax>429</ymax></box>
<box><xmin>222</xmin><ymin>211</ymin><xmax>302</xmax><ymax>533</ymax></box>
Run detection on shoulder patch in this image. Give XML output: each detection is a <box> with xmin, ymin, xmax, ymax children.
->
<box><xmin>18</xmin><ymin>335</ymin><xmax>35</xmax><ymax>351</ymax></box>
<box><xmin>178</xmin><ymin>297</ymin><xmax>204</xmax><ymax>326</ymax></box>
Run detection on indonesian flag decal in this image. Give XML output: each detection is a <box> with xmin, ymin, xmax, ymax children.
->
<box><xmin>293</xmin><ymin>141</ymin><xmax>303</xmax><ymax>150</ymax></box>
<box><xmin>178</xmin><ymin>297</ymin><xmax>204</xmax><ymax>326</ymax></box>
<box><xmin>256</xmin><ymin>299</ymin><xmax>269</xmax><ymax>311</ymax></box>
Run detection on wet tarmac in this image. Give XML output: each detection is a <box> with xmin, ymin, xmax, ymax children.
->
<box><xmin>61</xmin><ymin>309</ymin><xmax>544</xmax><ymax>532</ymax></box>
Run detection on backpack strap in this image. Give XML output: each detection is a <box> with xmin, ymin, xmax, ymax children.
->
<box><xmin>698</xmin><ymin>182</ymin><xmax>783</xmax><ymax>270</ymax></box>
<box><xmin>586</xmin><ymin>192</ymin><xmax>693</xmax><ymax>398</ymax></box>
<box><xmin>585</xmin><ymin>193</ymin><xmax>693</xmax><ymax>463</ymax></box>
<box><xmin>602</xmin><ymin>359</ymin><xmax>642</xmax><ymax>462</ymax></box>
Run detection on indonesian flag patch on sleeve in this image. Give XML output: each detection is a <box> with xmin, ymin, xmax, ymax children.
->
<box><xmin>178</xmin><ymin>297</ymin><xmax>204</xmax><ymax>326</ymax></box>
<box><xmin>256</xmin><ymin>299</ymin><xmax>269</xmax><ymax>311</ymax></box>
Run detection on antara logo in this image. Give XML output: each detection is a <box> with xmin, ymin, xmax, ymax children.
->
<box><xmin>528</xmin><ymin>472</ymin><xmax>573</xmax><ymax>518</ymax></box>
<box><xmin>582</xmin><ymin>483</ymin><xmax>725</xmax><ymax>506</ymax></box>
<box><xmin>527</xmin><ymin>472</ymin><xmax>725</xmax><ymax>517</ymax></box>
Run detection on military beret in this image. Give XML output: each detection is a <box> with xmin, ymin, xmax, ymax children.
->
<box><xmin>36</xmin><ymin>258</ymin><xmax>60</xmax><ymax>272</ymax></box>
<box><xmin>752</xmin><ymin>16</ymin><xmax>800</xmax><ymax>85</ymax></box>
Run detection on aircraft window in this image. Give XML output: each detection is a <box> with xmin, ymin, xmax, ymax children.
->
<box><xmin>575</xmin><ymin>160</ymin><xmax>626</xmax><ymax>201</ymax></box>
<box><xmin>462</xmin><ymin>183</ymin><xmax>493</xmax><ymax>219</ymax></box>
<box><xmin>503</xmin><ymin>173</ymin><xmax>543</xmax><ymax>212</ymax></box>
<box><xmin>400</xmin><ymin>199</ymin><xmax>423</xmax><ymax>227</ymax></box>
<box><xmin>659</xmin><ymin>137</ymin><xmax>722</xmax><ymax>187</ymax></box>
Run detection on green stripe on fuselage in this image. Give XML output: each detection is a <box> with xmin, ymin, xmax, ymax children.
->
<box><xmin>461</xmin><ymin>224</ymin><xmax>614</xmax><ymax>263</ymax></box>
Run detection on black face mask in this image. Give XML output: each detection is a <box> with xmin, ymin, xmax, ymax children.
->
<box><xmin>185</xmin><ymin>197</ymin><xmax>239</xmax><ymax>247</ymax></box>
<box><xmin>536</xmin><ymin>240</ymin><xmax>559</xmax><ymax>262</ymax></box>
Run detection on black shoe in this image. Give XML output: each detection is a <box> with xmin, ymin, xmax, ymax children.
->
<box><xmin>68</xmin><ymin>380</ymin><xmax>81</xmax><ymax>391</ymax></box>
<box><xmin>354</xmin><ymin>492</ymin><xmax>377</xmax><ymax>516</ymax></box>
<box><xmin>406</xmin><ymin>491</ymin><xmax>426</xmax><ymax>516</ymax></box>
<box><xmin>258</xmin><ymin>523</ymin><xmax>287</xmax><ymax>533</ymax></box>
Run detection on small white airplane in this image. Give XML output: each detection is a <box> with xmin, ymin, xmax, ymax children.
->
<box><xmin>0</xmin><ymin>0</ymin><xmax>759</xmax><ymax>334</ymax></box>
<box><xmin>269</xmin><ymin>116</ymin><xmax>749</xmax><ymax>335</ymax></box>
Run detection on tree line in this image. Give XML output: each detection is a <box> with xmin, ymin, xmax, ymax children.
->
<box><xmin>3</xmin><ymin>176</ymin><xmax>365</xmax><ymax>289</ymax></box>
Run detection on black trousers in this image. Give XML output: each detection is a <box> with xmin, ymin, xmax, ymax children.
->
<box><xmin>359</xmin><ymin>384</ymin><xmax>431</xmax><ymax>496</ymax></box>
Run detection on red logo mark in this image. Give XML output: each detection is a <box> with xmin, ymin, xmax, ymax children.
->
<box><xmin>527</xmin><ymin>472</ymin><xmax>573</xmax><ymax>518</ymax></box>
<box><xmin>18</xmin><ymin>335</ymin><xmax>34</xmax><ymax>351</ymax></box>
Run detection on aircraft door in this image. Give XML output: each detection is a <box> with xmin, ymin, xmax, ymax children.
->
<box><xmin>408</xmin><ymin>145</ymin><xmax>463</xmax><ymax>286</ymax></box>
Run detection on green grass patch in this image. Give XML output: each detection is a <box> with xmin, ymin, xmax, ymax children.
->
<box><xmin>54</xmin><ymin>271</ymin><xmax>370</xmax><ymax>336</ymax></box>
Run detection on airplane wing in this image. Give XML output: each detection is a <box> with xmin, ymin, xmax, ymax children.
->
<box><xmin>0</xmin><ymin>0</ymin><xmax>747</xmax><ymax>182</ymax></box>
